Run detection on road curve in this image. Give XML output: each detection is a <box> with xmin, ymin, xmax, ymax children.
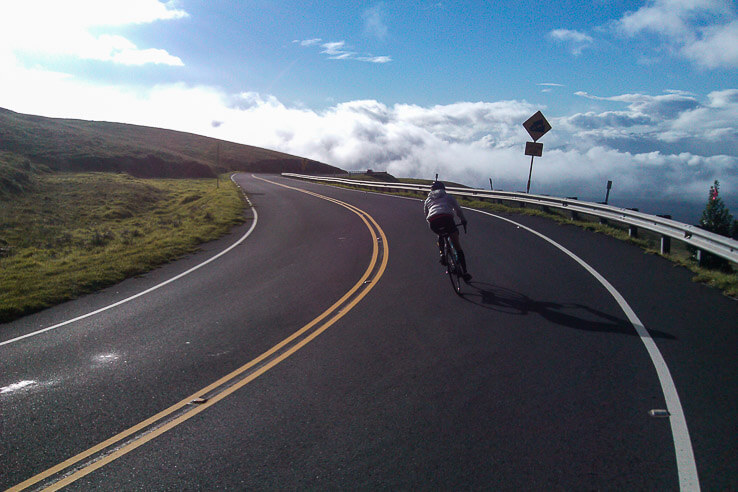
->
<box><xmin>1</xmin><ymin>173</ymin><xmax>735</xmax><ymax>490</ymax></box>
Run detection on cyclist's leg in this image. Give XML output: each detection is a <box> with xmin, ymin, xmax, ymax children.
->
<box><xmin>429</xmin><ymin>219</ymin><xmax>447</xmax><ymax>263</ymax></box>
<box><xmin>437</xmin><ymin>235</ymin><xmax>447</xmax><ymax>265</ymax></box>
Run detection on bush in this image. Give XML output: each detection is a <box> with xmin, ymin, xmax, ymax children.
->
<box><xmin>696</xmin><ymin>180</ymin><xmax>734</xmax><ymax>271</ymax></box>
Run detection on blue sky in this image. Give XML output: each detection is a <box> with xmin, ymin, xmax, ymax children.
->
<box><xmin>1</xmin><ymin>0</ymin><xmax>737</xmax><ymax>222</ymax></box>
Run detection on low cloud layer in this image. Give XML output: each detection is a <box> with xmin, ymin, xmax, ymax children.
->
<box><xmin>212</xmin><ymin>90</ymin><xmax>737</xmax><ymax>216</ymax></box>
<box><xmin>1</xmin><ymin>51</ymin><xmax>735</xmax><ymax>221</ymax></box>
<box><xmin>0</xmin><ymin>0</ymin><xmax>735</xmax><ymax>223</ymax></box>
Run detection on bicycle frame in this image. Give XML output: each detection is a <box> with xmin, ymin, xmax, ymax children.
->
<box><xmin>441</xmin><ymin>232</ymin><xmax>463</xmax><ymax>295</ymax></box>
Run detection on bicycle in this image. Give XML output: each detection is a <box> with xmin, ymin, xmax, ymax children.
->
<box><xmin>440</xmin><ymin>222</ymin><xmax>467</xmax><ymax>295</ymax></box>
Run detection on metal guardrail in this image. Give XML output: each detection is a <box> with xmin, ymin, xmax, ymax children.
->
<box><xmin>282</xmin><ymin>173</ymin><xmax>738</xmax><ymax>265</ymax></box>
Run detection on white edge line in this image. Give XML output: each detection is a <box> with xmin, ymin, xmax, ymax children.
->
<box><xmin>0</xmin><ymin>175</ymin><xmax>257</xmax><ymax>348</ymax></box>
<box><xmin>262</xmin><ymin>177</ymin><xmax>702</xmax><ymax>490</ymax></box>
<box><xmin>470</xmin><ymin>208</ymin><xmax>700</xmax><ymax>492</ymax></box>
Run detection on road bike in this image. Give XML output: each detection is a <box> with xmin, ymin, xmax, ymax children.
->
<box><xmin>440</xmin><ymin>222</ymin><xmax>466</xmax><ymax>295</ymax></box>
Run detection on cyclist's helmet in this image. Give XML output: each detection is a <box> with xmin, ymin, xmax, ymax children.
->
<box><xmin>431</xmin><ymin>181</ymin><xmax>445</xmax><ymax>191</ymax></box>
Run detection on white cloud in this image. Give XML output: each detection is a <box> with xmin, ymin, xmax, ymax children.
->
<box><xmin>296</xmin><ymin>38</ymin><xmax>392</xmax><ymax>64</ymax></box>
<box><xmin>550</xmin><ymin>29</ymin><xmax>594</xmax><ymax>44</ymax></box>
<box><xmin>616</xmin><ymin>0</ymin><xmax>738</xmax><ymax>68</ymax></box>
<box><xmin>538</xmin><ymin>83</ymin><xmax>564</xmax><ymax>93</ymax></box>
<box><xmin>549</xmin><ymin>29</ymin><xmax>594</xmax><ymax>55</ymax></box>
<box><xmin>296</xmin><ymin>38</ymin><xmax>323</xmax><ymax>47</ymax></box>
<box><xmin>111</xmin><ymin>47</ymin><xmax>184</xmax><ymax>66</ymax></box>
<box><xmin>680</xmin><ymin>20</ymin><xmax>738</xmax><ymax>68</ymax></box>
<box><xmin>357</xmin><ymin>55</ymin><xmax>393</xmax><ymax>63</ymax></box>
<box><xmin>363</xmin><ymin>4</ymin><xmax>389</xmax><ymax>40</ymax></box>
<box><xmin>322</xmin><ymin>41</ymin><xmax>351</xmax><ymax>57</ymax></box>
<box><xmin>0</xmin><ymin>0</ymin><xmax>187</xmax><ymax>66</ymax></box>
<box><xmin>574</xmin><ymin>90</ymin><xmax>701</xmax><ymax>118</ymax></box>
<box><xmin>1</xmin><ymin>51</ymin><xmax>735</xmax><ymax>221</ymax></box>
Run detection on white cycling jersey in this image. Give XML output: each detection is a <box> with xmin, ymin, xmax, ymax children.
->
<box><xmin>424</xmin><ymin>189</ymin><xmax>466</xmax><ymax>222</ymax></box>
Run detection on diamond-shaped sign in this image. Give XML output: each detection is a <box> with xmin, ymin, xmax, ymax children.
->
<box><xmin>523</xmin><ymin>111</ymin><xmax>551</xmax><ymax>141</ymax></box>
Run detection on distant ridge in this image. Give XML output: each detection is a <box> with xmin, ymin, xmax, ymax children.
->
<box><xmin>0</xmin><ymin>107</ymin><xmax>343</xmax><ymax>178</ymax></box>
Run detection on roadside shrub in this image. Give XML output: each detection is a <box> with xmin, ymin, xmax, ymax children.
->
<box><xmin>695</xmin><ymin>180</ymin><xmax>734</xmax><ymax>272</ymax></box>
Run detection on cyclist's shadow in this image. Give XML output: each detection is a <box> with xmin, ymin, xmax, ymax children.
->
<box><xmin>462</xmin><ymin>280</ymin><xmax>675</xmax><ymax>339</ymax></box>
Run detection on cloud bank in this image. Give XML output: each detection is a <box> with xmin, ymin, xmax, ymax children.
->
<box><xmin>1</xmin><ymin>0</ymin><xmax>735</xmax><ymax>223</ymax></box>
<box><xmin>3</xmin><ymin>45</ymin><xmax>735</xmax><ymax>222</ymax></box>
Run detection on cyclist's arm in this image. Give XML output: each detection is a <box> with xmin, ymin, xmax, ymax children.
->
<box><xmin>423</xmin><ymin>198</ymin><xmax>433</xmax><ymax>220</ymax></box>
<box><xmin>449</xmin><ymin>195</ymin><xmax>466</xmax><ymax>223</ymax></box>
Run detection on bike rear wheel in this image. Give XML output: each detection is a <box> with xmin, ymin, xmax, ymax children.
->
<box><xmin>445</xmin><ymin>239</ymin><xmax>462</xmax><ymax>295</ymax></box>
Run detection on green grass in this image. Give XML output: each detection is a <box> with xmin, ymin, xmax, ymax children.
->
<box><xmin>0</xmin><ymin>151</ymin><xmax>49</xmax><ymax>199</ymax></box>
<box><xmin>0</xmin><ymin>171</ymin><xmax>246</xmax><ymax>323</ymax></box>
<box><xmin>0</xmin><ymin>106</ymin><xmax>344</xmax><ymax>324</ymax></box>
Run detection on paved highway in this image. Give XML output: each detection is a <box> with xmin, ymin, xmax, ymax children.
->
<box><xmin>1</xmin><ymin>173</ymin><xmax>735</xmax><ymax>490</ymax></box>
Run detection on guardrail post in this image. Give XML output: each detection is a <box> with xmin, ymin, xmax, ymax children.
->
<box><xmin>660</xmin><ymin>235</ymin><xmax>671</xmax><ymax>255</ymax></box>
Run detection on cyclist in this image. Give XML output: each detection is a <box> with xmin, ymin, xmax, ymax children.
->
<box><xmin>424</xmin><ymin>181</ymin><xmax>472</xmax><ymax>282</ymax></box>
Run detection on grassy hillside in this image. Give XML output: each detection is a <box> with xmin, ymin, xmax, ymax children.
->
<box><xmin>0</xmin><ymin>107</ymin><xmax>345</xmax><ymax>323</ymax></box>
<box><xmin>0</xmin><ymin>169</ymin><xmax>246</xmax><ymax>322</ymax></box>
<box><xmin>0</xmin><ymin>107</ymin><xmax>343</xmax><ymax>178</ymax></box>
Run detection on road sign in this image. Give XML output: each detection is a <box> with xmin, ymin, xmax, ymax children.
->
<box><xmin>525</xmin><ymin>141</ymin><xmax>543</xmax><ymax>157</ymax></box>
<box><xmin>523</xmin><ymin>111</ymin><xmax>551</xmax><ymax>141</ymax></box>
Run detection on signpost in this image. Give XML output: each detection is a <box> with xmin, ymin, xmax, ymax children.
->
<box><xmin>522</xmin><ymin>111</ymin><xmax>551</xmax><ymax>193</ymax></box>
<box><xmin>525</xmin><ymin>142</ymin><xmax>543</xmax><ymax>157</ymax></box>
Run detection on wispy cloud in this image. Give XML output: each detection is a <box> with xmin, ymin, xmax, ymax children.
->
<box><xmin>296</xmin><ymin>38</ymin><xmax>392</xmax><ymax>64</ymax></box>
<box><xmin>538</xmin><ymin>83</ymin><xmax>565</xmax><ymax>93</ymax></box>
<box><xmin>616</xmin><ymin>0</ymin><xmax>738</xmax><ymax>69</ymax></box>
<box><xmin>357</xmin><ymin>55</ymin><xmax>392</xmax><ymax>64</ymax></box>
<box><xmin>297</xmin><ymin>38</ymin><xmax>323</xmax><ymax>47</ymax></box>
<box><xmin>321</xmin><ymin>41</ymin><xmax>355</xmax><ymax>59</ymax></box>
<box><xmin>363</xmin><ymin>4</ymin><xmax>389</xmax><ymax>40</ymax></box>
<box><xmin>549</xmin><ymin>29</ymin><xmax>594</xmax><ymax>55</ymax></box>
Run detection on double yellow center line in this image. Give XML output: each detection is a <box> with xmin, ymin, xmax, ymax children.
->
<box><xmin>11</xmin><ymin>175</ymin><xmax>388</xmax><ymax>491</ymax></box>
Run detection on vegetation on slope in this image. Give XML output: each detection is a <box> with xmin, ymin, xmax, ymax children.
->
<box><xmin>0</xmin><ymin>107</ymin><xmax>345</xmax><ymax>323</ymax></box>
<box><xmin>0</xmin><ymin>167</ymin><xmax>246</xmax><ymax>322</ymax></box>
<box><xmin>0</xmin><ymin>107</ymin><xmax>342</xmax><ymax>177</ymax></box>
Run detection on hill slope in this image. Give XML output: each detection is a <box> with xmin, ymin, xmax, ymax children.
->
<box><xmin>0</xmin><ymin>107</ymin><xmax>342</xmax><ymax>178</ymax></box>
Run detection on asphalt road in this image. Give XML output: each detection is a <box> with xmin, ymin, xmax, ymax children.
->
<box><xmin>1</xmin><ymin>173</ymin><xmax>735</xmax><ymax>490</ymax></box>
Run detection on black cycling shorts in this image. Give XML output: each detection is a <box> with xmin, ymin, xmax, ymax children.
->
<box><xmin>428</xmin><ymin>214</ymin><xmax>457</xmax><ymax>235</ymax></box>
